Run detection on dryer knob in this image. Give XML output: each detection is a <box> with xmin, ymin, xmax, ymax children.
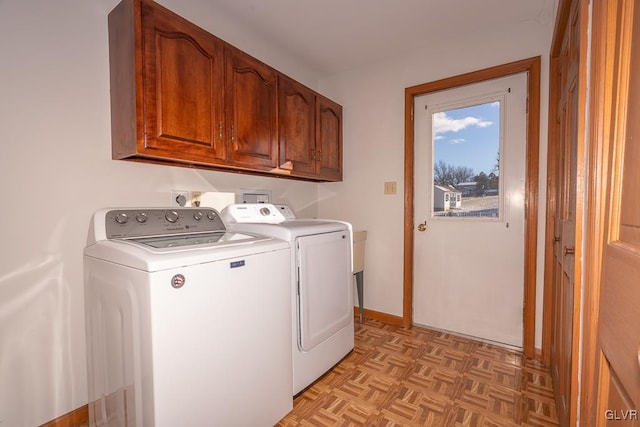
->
<box><xmin>135</xmin><ymin>212</ymin><xmax>148</xmax><ymax>223</ymax></box>
<box><xmin>193</xmin><ymin>211</ymin><xmax>203</xmax><ymax>221</ymax></box>
<box><xmin>165</xmin><ymin>210</ymin><xmax>179</xmax><ymax>223</ymax></box>
<box><xmin>260</xmin><ymin>207</ymin><xmax>271</xmax><ymax>216</ymax></box>
<box><xmin>207</xmin><ymin>211</ymin><xmax>217</xmax><ymax>221</ymax></box>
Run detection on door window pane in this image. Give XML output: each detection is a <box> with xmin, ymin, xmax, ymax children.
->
<box><xmin>431</xmin><ymin>99</ymin><xmax>502</xmax><ymax>219</ymax></box>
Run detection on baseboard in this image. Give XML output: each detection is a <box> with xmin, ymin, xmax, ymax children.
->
<box><xmin>40</xmin><ymin>405</ymin><xmax>88</xmax><ymax>427</ymax></box>
<box><xmin>353</xmin><ymin>307</ymin><xmax>404</xmax><ymax>326</ymax></box>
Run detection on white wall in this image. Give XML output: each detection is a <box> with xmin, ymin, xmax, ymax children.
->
<box><xmin>317</xmin><ymin>17</ymin><xmax>554</xmax><ymax>347</ymax></box>
<box><xmin>0</xmin><ymin>1</ymin><xmax>321</xmax><ymax>425</ymax></box>
<box><xmin>0</xmin><ymin>0</ymin><xmax>555</xmax><ymax>424</ymax></box>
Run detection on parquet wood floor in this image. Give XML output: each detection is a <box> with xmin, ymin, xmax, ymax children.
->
<box><xmin>277</xmin><ymin>318</ymin><xmax>558</xmax><ymax>426</ymax></box>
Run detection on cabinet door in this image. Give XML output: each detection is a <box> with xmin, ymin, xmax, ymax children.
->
<box><xmin>278</xmin><ymin>75</ymin><xmax>316</xmax><ymax>176</ymax></box>
<box><xmin>316</xmin><ymin>95</ymin><xmax>343</xmax><ymax>181</ymax></box>
<box><xmin>140</xmin><ymin>1</ymin><xmax>225</xmax><ymax>161</ymax></box>
<box><xmin>225</xmin><ymin>48</ymin><xmax>278</xmax><ymax>169</ymax></box>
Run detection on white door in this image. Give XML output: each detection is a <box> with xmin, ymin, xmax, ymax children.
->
<box><xmin>413</xmin><ymin>73</ymin><xmax>527</xmax><ymax>347</ymax></box>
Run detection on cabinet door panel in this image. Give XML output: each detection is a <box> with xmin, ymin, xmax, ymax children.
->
<box><xmin>141</xmin><ymin>1</ymin><xmax>225</xmax><ymax>161</ymax></box>
<box><xmin>316</xmin><ymin>96</ymin><xmax>343</xmax><ymax>181</ymax></box>
<box><xmin>278</xmin><ymin>76</ymin><xmax>316</xmax><ymax>175</ymax></box>
<box><xmin>226</xmin><ymin>49</ymin><xmax>278</xmax><ymax>168</ymax></box>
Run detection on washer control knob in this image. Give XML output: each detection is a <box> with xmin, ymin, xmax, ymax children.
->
<box><xmin>165</xmin><ymin>210</ymin><xmax>179</xmax><ymax>223</ymax></box>
<box><xmin>135</xmin><ymin>212</ymin><xmax>148</xmax><ymax>223</ymax></box>
<box><xmin>193</xmin><ymin>211</ymin><xmax>203</xmax><ymax>221</ymax></box>
<box><xmin>207</xmin><ymin>211</ymin><xmax>217</xmax><ymax>221</ymax></box>
<box><xmin>115</xmin><ymin>213</ymin><xmax>129</xmax><ymax>224</ymax></box>
<box><xmin>260</xmin><ymin>207</ymin><xmax>271</xmax><ymax>216</ymax></box>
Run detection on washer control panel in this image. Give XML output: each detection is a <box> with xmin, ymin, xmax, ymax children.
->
<box><xmin>105</xmin><ymin>208</ymin><xmax>225</xmax><ymax>239</ymax></box>
<box><xmin>221</xmin><ymin>203</ymin><xmax>286</xmax><ymax>224</ymax></box>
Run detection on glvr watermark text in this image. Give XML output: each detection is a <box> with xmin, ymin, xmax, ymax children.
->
<box><xmin>605</xmin><ymin>410</ymin><xmax>639</xmax><ymax>421</ymax></box>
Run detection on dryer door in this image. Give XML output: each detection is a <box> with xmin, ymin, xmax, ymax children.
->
<box><xmin>297</xmin><ymin>230</ymin><xmax>353</xmax><ymax>351</ymax></box>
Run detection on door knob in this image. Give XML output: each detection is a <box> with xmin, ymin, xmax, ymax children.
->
<box><xmin>564</xmin><ymin>246</ymin><xmax>575</xmax><ymax>256</ymax></box>
<box><xmin>417</xmin><ymin>221</ymin><xmax>427</xmax><ymax>232</ymax></box>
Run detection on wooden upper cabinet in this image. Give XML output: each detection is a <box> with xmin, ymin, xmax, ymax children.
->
<box><xmin>108</xmin><ymin>0</ymin><xmax>342</xmax><ymax>181</ymax></box>
<box><xmin>110</xmin><ymin>0</ymin><xmax>226</xmax><ymax>164</ymax></box>
<box><xmin>225</xmin><ymin>48</ymin><xmax>278</xmax><ymax>169</ymax></box>
<box><xmin>279</xmin><ymin>76</ymin><xmax>343</xmax><ymax>181</ymax></box>
<box><xmin>278</xmin><ymin>75</ymin><xmax>316</xmax><ymax>176</ymax></box>
<box><xmin>316</xmin><ymin>95</ymin><xmax>343</xmax><ymax>181</ymax></box>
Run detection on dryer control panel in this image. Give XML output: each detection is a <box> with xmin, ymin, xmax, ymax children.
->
<box><xmin>221</xmin><ymin>203</ymin><xmax>286</xmax><ymax>224</ymax></box>
<box><xmin>274</xmin><ymin>204</ymin><xmax>296</xmax><ymax>220</ymax></box>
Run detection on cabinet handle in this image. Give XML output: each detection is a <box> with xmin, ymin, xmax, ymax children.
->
<box><xmin>218</xmin><ymin>122</ymin><xmax>223</xmax><ymax>140</ymax></box>
<box><xmin>230</xmin><ymin>125</ymin><xmax>235</xmax><ymax>142</ymax></box>
<box><xmin>316</xmin><ymin>150</ymin><xmax>322</xmax><ymax>161</ymax></box>
<box><xmin>554</xmin><ymin>236</ymin><xmax>560</xmax><ymax>242</ymax></box>
<box><xmin>564</xmin><ymin>246</ymin><xmax>575</xmax><ymax>256</ymax></box>
<box><xmin>311</xmin><ymin>149</ymin><xmax>316</xmax><ymax>160</ymax></box>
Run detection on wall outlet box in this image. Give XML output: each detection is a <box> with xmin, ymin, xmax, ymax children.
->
<box><xmin>239</xmin><ymin>189</ymin><xmax>272</xmax><ymax>204</ymax></box>
<box><xmin>170</xmin><ymin>191</ymin><xmax>189</xmax><ymax>207</ymax></box>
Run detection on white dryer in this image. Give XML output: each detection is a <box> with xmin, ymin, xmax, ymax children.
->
<box><xmin>221</xmin><ymin>204</ymin><xmax>354</xmax><ymax>394</ymax></box>
<box><xmin>84</xmin><ymin>207</ymin><xmax>292</xmax><ymax>426</ymax></box>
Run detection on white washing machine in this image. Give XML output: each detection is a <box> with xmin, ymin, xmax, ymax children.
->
<box><xmin>221</xmin><ymin>204</ymin><xmax>354</xmax><ymax>394</ymax></box>
<box><xmin>84</xmin><ymin>207</ymin><xmax>292</xmax><ymax>427</ymax></box>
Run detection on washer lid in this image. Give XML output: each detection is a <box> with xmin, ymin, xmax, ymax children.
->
<box><xmin>84</xmin><ymin>233</ymin><xmax>288</xmax><ymax>272</ymax></box>
<box><xmin>128</xmin><ymin>231</ymin><xmax>259</xmax><ymax>249</ymax></box>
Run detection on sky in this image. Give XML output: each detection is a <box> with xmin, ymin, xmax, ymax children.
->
<box><xmin>432</xmin><ymin>101</ymin><xmax>500</xmax><ymax>178</ymax></box>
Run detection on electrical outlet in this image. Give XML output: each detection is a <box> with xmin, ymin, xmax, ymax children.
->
<box><xmin>170</xmin><ymin>191</ymin><xmax>189</xmax><ymax>207</ymax></box>
<box><xmin>190</xmin><ymin>191</ymin><xmax>202</xmax><ymax>207</ymax></box>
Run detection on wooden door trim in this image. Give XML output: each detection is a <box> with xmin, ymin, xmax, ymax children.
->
<box><xmin>403</xmin><ymin>56</ymin><xmax>541</xmax><ymax>357</ymax></box>
<box><xmin>541</xmin><ymin>54</ymin><xmax>559</xmax><ymax>365</ymax></box>
<box><xmin>580</xmin><ymin>0</ymin><xmax>608</xmax><ymax>421</ymax></box>
<box><xmin>543</xmin><ymin>0</ymin><xmax>574</xmax><ymax>368</ymax></box>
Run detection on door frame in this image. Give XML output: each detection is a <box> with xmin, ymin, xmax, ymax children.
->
<box><xmin>403</xmin><ymin>57</ymin><xmax>541</xmax><ymax>357</ymax></box>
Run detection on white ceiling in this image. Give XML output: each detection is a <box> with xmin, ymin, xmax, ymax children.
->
<box><xmin>207</xmin><ymin>0</ymin><xmax>557</xmax><ymax>77</ymax></box>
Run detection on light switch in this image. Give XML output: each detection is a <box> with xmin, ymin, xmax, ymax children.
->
<box><xmin>384</xmin><ymin>181</ymin><xmax>397</xmax><ymax>195</ymax></box>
